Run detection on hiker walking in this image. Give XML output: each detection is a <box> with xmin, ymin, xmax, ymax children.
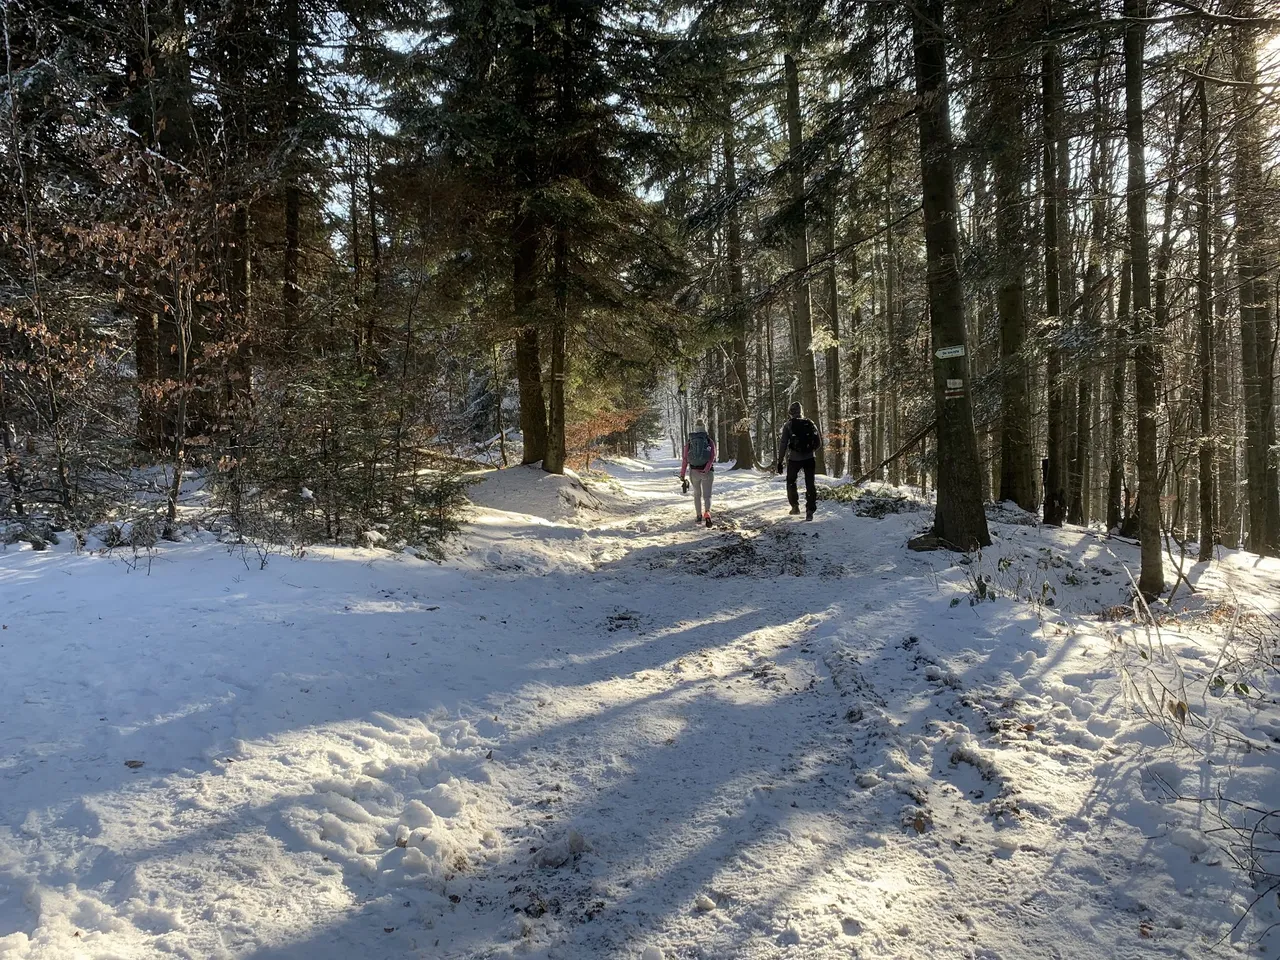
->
<box><xmin>776</xmin><ymin>402</ymin><xmax>821</xmax><ymax>521</ymax></box>
<box><xmin>680</xmin><ymin>419</ymin><xmax>716</xmax><ymax>528</ymax></box>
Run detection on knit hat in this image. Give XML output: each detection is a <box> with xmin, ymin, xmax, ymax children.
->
<box><xmin>694</xmin><ymin>418</ymin><xmax>706</xmax><ymax>430</ymax></box>
<box><xmin>789</xmin><ymin>402</ymin><xmax>803</xmax><ymax>418</ymax></box>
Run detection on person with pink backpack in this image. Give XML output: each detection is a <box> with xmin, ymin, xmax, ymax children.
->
<box><xmin>680</xmin><ymin>419</ymin><xmax>715</xmax><ymax>528</ymax></box>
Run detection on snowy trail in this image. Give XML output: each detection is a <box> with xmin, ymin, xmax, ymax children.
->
<box><xmin>1</xmin><ymin>460</ymin><xmax>1277</xmax><ymax>959</ymax></box>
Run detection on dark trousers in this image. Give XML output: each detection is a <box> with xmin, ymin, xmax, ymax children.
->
<box><xmin>786</xmin><ymin>458</ymin><xmax>817</xmax><ymax>513</ymax></box>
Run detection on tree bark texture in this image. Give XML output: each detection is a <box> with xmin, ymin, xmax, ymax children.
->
<box><xmin>1107</xmin><ymin>259</ymin><xmax>1130</xmax><ymax>532</ymax></box>
<box><xmin>513</xmin><ymin>209</ymin><xmax>548</xmax><ymax>464</ymax></box>
<box><xmin>823</xmin><ymin>171</ymin><xmax>844</xmax><ymax>477</ymax></box>
<box><xmin>847</xmin><ymin>245</ymin><xmax>865</xmax><ymax>477</ymax></box>
<box><xmin>1232</xmin><ymin>10</ymin><xmax>1280</xmax><ymax>555</ymax></box>
<box><xmin>912</xmin><ymin>0</ymin><xmax>991</xmax><ymax>550</ymax></box>
<box><xmin>1041</xmin><ymin>15</ymin><xmax>1067</xmax><ymax>526</ymax></box>
<box><xmin>724</xmin><ymin>128</ymin><xmax>756</xmax><ymax>468</ymax></box>
<box><xmin>783</xmin><ymin>51</ymin><xmax>825</xmax><ymax>474</ymax></box>
<box><xmin>1125</xmin><ymin>0</ymin><xmax>1164</xmax><ymax>598</ymax></box>
<box><xmin>992</xmin><ymin>44</ymin><xmax>1036</xmax><ymax>510</ymax></box>
<box><xmin>544</xmin><ymin>228</ymin><xmax>569</xmax><ymax>475</ymax></box>
<box><xmin>1196</xmin><ymin>78</ymin><xmax>1215</xmax><ymax>561</ymax></box>
<box><xmin>1213</xmin><ymin>166</ymin><xmax>1239</xmax><ymax>546</ymax></box>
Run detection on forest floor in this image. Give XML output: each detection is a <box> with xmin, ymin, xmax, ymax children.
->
<box><xmin>1</xmin><ymin>458</ymin><xmax>1278</xmax><ymax>960</ymax></box>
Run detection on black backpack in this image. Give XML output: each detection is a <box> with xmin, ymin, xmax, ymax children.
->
<box><xmin>687</xmin><ymin>431</ymin><xmax>712</xmax><ymax>468</ymax></box>
<box><xmin>787</xmin><ymin>418</ymin><xmax>818</xmax><ymax>456</ymax></box>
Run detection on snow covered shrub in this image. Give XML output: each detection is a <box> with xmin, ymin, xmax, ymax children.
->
<box><xmin>817</xmin><ymin>483</ymin><xmax>924</xmax><ymax>518</ymax></box>
<box><xmin>0</xmin><ymin>291</ymin><xmax>142</xmax><ymax>529</ymax></box>
<box><xmin>1</xmin><ymin>518</ymin><xmax>59</xmax><ymax>551</ymax></box>
<box><xmin>405</xmin><ymin>470</ymin><xmax>479</xmax><ymax>561</ymax></box>
<box><xmin>984</xmin><ymin>500</ymin><xmax>1039</xmax><ymax>526</ymax></box>
<box><xmin>959</xmin><ymin>555</ymin><xmax>998</xmax><ymax>605</ymax></box>
<box><xmin>817</xmin><ymin>484</ymin><xmax>862</xmax><ymax>504</ymax></box>
<box><xmin>203</xmin><ymin>343</ymin><xmax>484</xmax><ymax>561</ymax></box>
<box><xmin>1105</xmin><ymin>582</ymin><xmax>1280</xmax><ymax>935</ymax></box>
<box><xmin>650</xmin><ymin>524</ymin><xmax>808</xmax><ymax>578</ymax></box>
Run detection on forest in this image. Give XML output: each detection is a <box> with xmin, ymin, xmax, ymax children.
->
<box><xmin>4</xmin><ymin>4</ymin><xmax>1280</xmax><ymax>957</ymax></box>
<box><xmin>2</xmin><ymin>0</ymin><xmax>1279</xmax><ymax>595</ymax></box>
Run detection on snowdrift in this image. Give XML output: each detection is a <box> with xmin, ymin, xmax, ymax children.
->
<box><xmin>0</xmin><ymin>460</ymin><xmax>1275</xmax><ymax>959</ymax></box>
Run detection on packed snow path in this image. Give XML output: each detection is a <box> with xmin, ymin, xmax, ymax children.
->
<box><xmin>1</xmin><ymin>460</ymin><xmax>1278</xmax><ymax>959</ymax></box>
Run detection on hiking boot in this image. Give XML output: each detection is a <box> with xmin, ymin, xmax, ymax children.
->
<box><xmin>805</xmin><ymin>509</ymin><xmax>814</xmax><ymax>521</ymax></box>
<box><xmin>789</xmin><ymin>505</ymin><xmax>801</xmax><ymax>515</ymax></box>
<box><xmin>704</xmin><ymin>512</ymin><xmax>713</xmax><ymax>528</ymax></box>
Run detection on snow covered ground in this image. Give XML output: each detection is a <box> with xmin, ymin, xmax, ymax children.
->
<box><xmin>1</xmin><ymin>459</ymin><xmax>1277</xmax><ymax>960</ymax></box>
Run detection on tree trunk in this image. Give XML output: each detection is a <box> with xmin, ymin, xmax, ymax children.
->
<box><xmin>1056</xmin><ymin>45</ymin><xmax>1081</xmax><ymax>525</ymax></box>
<box><xmin>824</xmin><ymin>165</ymin><xmax>844</xmax><ymax>477</ymax></box>
<box><xmin>992</xmin><ymin>48</ymin><xmax>1036</xmax><ymax>510</ymax></box>
<box><xmin>1232</xmin><ymin>9</ymin><xmax>1280</xmax><ymax>556</ymax></box>
<box><xmin>975</xmin><ymin>295</ymin><xmax>993</xmax><ymax>503</ymax></box>
<box><xmin>717</xmin><ymin>347</ymin><xmax>731</xmax><ymax>460</ymax></box>
<box><xmin>884</xmin><ymin>195</ymin><xmax>900</xmax><ymax>487</ymax></box>
<box><xmin>1091</xmin><ymin>359</ymin><xmax>1106</xmax><ymax>521</ymax></box>
<box><xmin>725</xmin><ymin>129</ymin><xmax>755</xmax><ymax>468</ymax></box>
<box><xmin>512</xmin><ymin>5</ymin><xmax>547</xmax><ymax>467</ymax></box>
<box><xmin>848</xmin><ymin>246</ymin><xmax>865</xmax><ymax>476</ymax></box>
<box><xmin>1213</xmin><ymin>158</ymin><xmax>1239</xmax><ymax>547</ymax></box>
<box><xmin>1108</xmin><ymin>258</ymin><xmax>1130</xmax><ymax>532</ymax></box>
<box><xmin>766</xmin><ymin>295</ymin><xmax>778</xmax><ymax>464</ymax></box>
<box><xmin>365</xmin><ymin>138</ymin><xmax>381</xmax><ymax>357</ymax></box>
<box><xmin>754</xmin><ymin>280</ymin><xmax>765</xmax><ymax>457</ymax></box>
<box><xmin>224</xmin><ymin>196</ymin><xmax>252</xmax><ymax>516</ymax></box>
<box><xmin>1041</xmin><ymin>12</ymin><xmax>1067</xmax><ymax>526</ymax></box>
<box><xmin>1196</xmin><ymin>78</ymin><xmax>1215</xmax><ymax>561</ymax></box>
<box><xmin>912</xmin><ymin>0</ymin><xmax>991</xmax><ymax>550</ymax></box>
<box><xmin>783</xmin><ymin>50</ymin><xmax>824</xmax><ymax>474</ymax></box>
<box><xmin>702</xmin><ymin>350</ymin><xmax>713</xmax><ymax>448</ymax></box>
<box><xmin>1073</xmin><ymin>49</ymin><xmax>1110</xmax><ymax>525</ymax></box>
<box><xmin>544</xmin><ymin>228</ymin><xmax>568</xmax><ymax>475</ymax></box>
<box><xmin>513</xmin><ymin>208</ymin><xmax>548</xmax><ymax>464</ymax></box>
<box><xmin>163</xmin><ymin>266</ymin><xmax>191</xmax><ymax>540</ymax></box>
<box><xmin>515</xmin><ymin>331</ymin><xmax>548</xmax><ymax>465</ymax></box>
<box><xmin>1125</xmin><ymin>0</ymin><xmax>1164</xmax><ymax>598</ymax></box>
<box><xmin>1072</xmin><ymin>374</ymin><xmax>1093</xmax><ymax>523</ymax></box>
<box><xmin>1152</xmin><ymin>102</ymin><xmax>1188</xmax><ymax>336</ymax></box>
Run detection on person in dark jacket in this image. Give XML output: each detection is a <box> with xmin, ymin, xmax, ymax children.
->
<box><xmin>776</xmin><ymin>402</ymin><xmax>821</xmax><ymax>520</ymax></box>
